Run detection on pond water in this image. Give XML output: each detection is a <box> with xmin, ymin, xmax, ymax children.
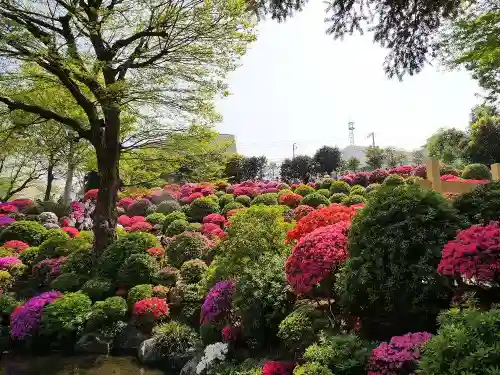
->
<box><xmin>0</xmin><ymin>355</ymin><xmax>165</xmax><ymax>375</ymax></box>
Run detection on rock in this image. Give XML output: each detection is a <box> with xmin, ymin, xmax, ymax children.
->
<box><xmin>137</xmin><ymin>338</ymin><xmax>161</xmax><ymax>365</ymax></box>
<box><xmin>180</xmin><ymin>352</ymin><xmax>203</xmax><ymax>375</ymax></box>
<box><xmin>39</xmin><ymin>212</ymin><xmax>58</xmax><ymax>224</ymax></box>
<box><xmin>75</xmin><ymin>333</ymin><xmax>110</xmax><ymax>355</ymax></box>
<box><xmin>113</xmin><ymin>323</ymin><xmax>150</xmax><ymax>355</ymax></box>
<box><xmin>43</xmin><ymin>223</ymin><xmax>60</xmax><ymax>229</ymax></box>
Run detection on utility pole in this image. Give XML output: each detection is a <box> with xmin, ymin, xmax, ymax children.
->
<box><xmin>292</xmin><ymin>143</ymin><xmax>297</xmax><ymax>158</ymax></box>
<box><xmin>348</xmin><ymin>121</ymin><xmax>355</xmax><ymax>146</ymax></box>
<box><xmin>367</xmin><ymin>132</ymin><xmax>375</xmax><ymax>147</ymax></box>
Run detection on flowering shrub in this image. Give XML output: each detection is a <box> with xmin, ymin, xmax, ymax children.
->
<box><xmin>83</xmin><ymin>189</ymin><xmax>99</xmax><ymax>201</ymax></box>
<box><xmin>201</xmin><ymin>223</ymin><xmax>227</xmax><ymax>240</ymax></box>
<box><xmin>146</xmin><ymin>247</ymin><xmax>165</xmax><ymax>258</ymax></box>
<box><xmin>3</xmin><ymin>240</ymin><xmax>29</xmax><ymax>253</ymax></box>
<box><xmin>133</xmin><ymin>297</ymin><xmax>169</xmax><ymax>320</ymax></box>
<box><xmin>262</xmin><ymin>361</ymin><xmax>295</xmax><ymax>375</ymax></box>
<box><xmin>32</xmin><ymin>257</ymin><xmax>66</xmax><ymax>286</ymax></box>
<box><xmin>287</xmin><ymin>204</ymin><xmax>356</xmax><ymax>243</ymax></box>
<box><xmin>438</xmin><ymin>222</ymin><xmax>500</xmax><ymax>284</ymax></box>
<box><xmin>0</xmin><ymin>204</ymin><xmax>17</xmax><ymax>214</ymax></box>
<box><xmin>167</xmin><ymin>231</ymin><xmax>210</xmax><ymax>268</ymax></box>
<box><xmin>0</xmin><ymin>257</ymin><xmax>22</xmax><ymax>271</ymax></box>
<box><xmin>126</xmin><ymin>221</ymin><xmax>153</xmax><ymax>232</ymax></box>
<box><xmin>181</xmin><ymin>192</ymin><xmax>204</xmax><ymax>204</ymax></box>
<box><xmin>367</xmin><ymin>332</ymin><xmax>432</xmax><ymax>375</ymax></box>
<box><xmin>61</xmin><ymin>227</ymin><xmax>79</xmax><ymax>238</ymax></box>
<box><xmin>118</xmin><ymin>197</ymin><xmax>135</xmax><ymax>209</ymax></box>
<box><xmin>200</xmin><ymin>279</ymin><xmax>235</xmax><ymax>325</ymax></box>
<box><xmin>286</xmin><ymin>222</ymin><xmax>348</xmax><ymax>295</ymax></box>
<box><xmin>10</xmin><ymin>199</ymin><xmax>33</xmax><ymax>209</ymax></box>
<box><xmin>221</xmin><ymin>325</ymin><xmax>238</xmax><ymax>342</ymax></box>
<box><xmin>10</xmin><ymin>291</ymin><xmax>61</xmax><ymax>340</ymax></box>
<box><xmin>196</xmin><ymin>342</ymin><xmax>229</xmax><ymax>374</ymax></box>
<box><xmin>291</xmin><ymin>205</ymin><xmax>314</xmax><ymax>221</ymax></box>
<box><xmin>412</xmin><ymin>164</ymin><xmax>427</xmax><ymax>178</ymax></box>
<box><xmin>202</xmin><ymin>213</ymin><xmax>227</xmax><ymax>228</ymax></box>
<box><xmin>0</xmin><ymin>216</ymin><xmax>15</xmax><ymax>227</ymax></box>
<box><xmin>353</xmin><ymin>171</ymin><xmax>371</xmax><ymax>187</ymax></box>
<box><xmin>389</xmin><ymin>165</ymin><xmax>414</xmax><ymax>177</ymax></box>
<box><xmin>369</xmin><ymin>169</ymin><xmax>389</xmax><ymax>183</ymax></box>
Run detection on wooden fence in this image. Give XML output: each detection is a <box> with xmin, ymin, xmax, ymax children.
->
<box><xmin>415</xmin><ymin>158</ymin><xmax>500</xmax><ymax>194</ymax></box>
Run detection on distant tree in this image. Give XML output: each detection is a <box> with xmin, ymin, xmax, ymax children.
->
<box><xmin>412</xmin><ymin>149</ymin><xmax>425</xmax><ymax>165</ymax></box>
<box><xmin>463</xmin><ymin>114</ymin><xmax>500</xmax><ymax>165</ymax></box>
<box><xmin>268</xmin><ymin>162</ymin><xmax>279</xmax><ymax>179</ymax></box>
<box><xmin>313</xmin><ymin>146</ymin><xmax>342</xmax><ymax>174</ymax></box>
<box><xmin>225</xmin><ymin>155</ymin><xmax>245</xmax><ymax>183</ymax></box>
<box><xmin>280</xmin><ymin>158</ymin><xmax>294</xmax><ymax>182</ymax></box>
<box><xmin>384</xmin><ymin>147</ymin><xmax>406</xmax><ymax>168</ymax></box>
<box><xmin>365</xmin><ymin>146</ymin><xmax>385</xmax><ymax>170</ymax></box>
<box><xmin>256</xmin><ymin>156</ymin><xmax>268</xmax><ymax>180</ymax></box>
<box><xmin>345</xmin><ymin>157</ymin><xmax>361</xmax><ymax>172</ymax></box>
<box><xmin>292</xmin><ymin>155</ymin><xmax>315</xmax><ymax>183</ymax></box>
<box><xmin>427</xmin><ymin>128</ymin><xmax>468</xmax><ymax>165</ymax></box>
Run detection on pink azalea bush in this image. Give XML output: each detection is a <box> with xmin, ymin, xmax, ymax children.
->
<box><xmin>0</xmin><ymin>257</ymin><xmax>22</xmax><ymax>270</ymax></box>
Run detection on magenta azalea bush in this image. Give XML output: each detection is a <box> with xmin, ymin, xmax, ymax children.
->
<box><xmin>200</xmin><ymin>279</ymin><xmax>236</xmax><ymax>325</ymax></box>
<box><xmin>0</xmin><ymin>257</ymin><xmax>22</xmax><ymax>270</ymax></box>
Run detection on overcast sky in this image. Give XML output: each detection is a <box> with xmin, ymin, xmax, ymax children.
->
<box><xmin>215</xmin><ymin>1</ymin><xmax>482</xmax><ymax>161</ymax></box>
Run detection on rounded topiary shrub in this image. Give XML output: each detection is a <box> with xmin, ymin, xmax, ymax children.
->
<box><xmin>165</xmin><ymin>219</ymin><xmax>190</xmax><ymax>237</ymax></box>
<box><xmin>36</xmin><ymin>233</ymin><xmax>71</xmax><ymax>261</ymax></box>
<box><xmin>80</xmin><ymin>277</ymin><xmax>115</xmax><ymax>301</ymax></box>
<box><xmin>329</xmin><ymin>181</ymin><xmax>350</xmax><ymax>195</ymax></box>
<box><xmin>154</xmin><ymin>267</ymin><xmax>181</xmax><ymax>287</ymax></box>
<box><xmin>235</xmin><ymin>195</ymin><xmax>251</xmax><ymax>206</ymax></box>
<box><xmin>0</xmin><ymin>221</ymin><xmax>46</xmax><ymax>245</ymax></box>
<box><xmin>419</xmin><ymin>307</ymin><xmax>500</xmax><ymax>375</ymax></box>
<box><xmin>40</xmin><ymin>292</ymin><xmax>92</xmax><ymax>340</ymax></box>
<box><xmin>277</xmin><ymin>304</ymin><xmax>322</xmax><ymax>353</ymax></box>
<box><xmin>163</xmin><ymin>211</ymin><xmax>187</xmax><ymax>228</ymax></box>
<box><xmin>338</xmin><ymin>184</ymin><xmax>462</xmax><ymax>340</ymax></box>
<box><xmin>117</xmin><ymin>253</ymin><xmax>159</xmax><ymax>288</ymax></box>
<box><xmin>180</xmin><ymin>259</ymin><xmax>208</xmax><ymax>284</ymax></box>
<box><xmin>221</xmin><ymin>202</ymin><xmax>245</xmax><ymax>216</ymax></box>
<box><xmin>61</xmin><ymin>245</ymin><xmax>92</xmax><ymax>277</ymax></box>
<box><xmin>318</xmin><ymin>178</ymin><xmax>334</xmax><ymax>190</ymax></box>
<box><xmin>329</xmin><ymin>193</ymin><xmax>347</xmax><ymax>204</ymax></box>
<box><xmin>127</xmin><ymin>284</ymin><xmax>153</xmax><ymax>307</ymax></box>
<box><xmin>146</xmin><ymin>213</ymin><xmax>167</xmax><ymax>225</ymax></box>
<box><xmin>0</xmin><ymin>294</ymin><xmax>19</xmax><ymax>320</ymax></box>
<box><xmin>251</xmin><ymin>193</ymin><xmax>278</xmax><ymax>206</ymax></box>
<box><xmin>218</xmin><ymin>194</ymin><xmax>235</xmax><ymax>208</ymax></box>
<box><xmin>167</xmin><ymin>232</ymin><xmax>210</xmax><ymax>268</ymax></box>
<box><xmin>301</xmin><ymin>192</ymin><xmax>330</xmax><ymax>208</ymax></box>
<box><xmin>349</xmin><ymin>185</ymin><xmax>366</xmax><ymax>196</ymax></box>
<box><xmin>50</xmin><ymin>273</ymin><xmax>86</xmax><ymax>292</ymax></box>
<box><xmin>383</xmin><ymin>174</ymin><xmax>405</xmax><ymax>186</ymax></box>
<box><xmin>293</xmin><ymin>363</ymin><xmax>333</xmax><ymax>375</ymax></box>
<box><xmin>453</xmin><ymin>181</ymin><xmax>500</xmax><ymax>225</ymax></box>
<box><xmin>18</xmin><ymin>246</ymin><xmax>40</xmax><ymax>267</ymax></box>
<box><xmin>342</xmin><ymin>194</ymin><xmax>366</xmax><ymax>206</ymax></box>
<box><xmin>86</xmin><ymin>296</ymin><xmax>127</xmax><ymax>332</ymax></box>
<box><xmin>295</xmin><ymin>184</ymin><xmax>315</xmax><ymax>197</ymax></box>
<box><xmin>461</xmin><ymin>163</ymin><xmax>491</xmax><ymax>180</ymax></box>
<box><xmin>316</xmin><ymin>189</ymin><xmax>330</xmax><ymax>198</ymax></box>
<box><xmin>156</xmin><ymin>200</ymin><xmax>181</xmax><ymax>214</ymax></box>
<box><xmin>189</xmin><ymin>197</ymin><xmax>219</xmax><ymax>222</ymax></box>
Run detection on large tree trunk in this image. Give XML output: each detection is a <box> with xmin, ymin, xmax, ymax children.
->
<box><xmin>91</xmin><ymin>107</ymin><xmax>121</xmax><ymax>259</ymax></box>
<box><xmin>44</xmin><ymin>161</ymin><xmax>55</xmax><ymax>201</ymax></box>
<box><xmin>63</xmin><ymin>141</ymin><xmax>76</xmax><ymax>204</ymax></box>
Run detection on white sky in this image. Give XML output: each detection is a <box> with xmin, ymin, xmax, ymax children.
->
<box><xmin>215</xmin><ymin>1</ymin><xmax>482</xmax><ymax>161</ymax></box>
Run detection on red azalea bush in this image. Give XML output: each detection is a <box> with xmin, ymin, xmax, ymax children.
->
<box><xmin>62</xmin><ymin>227</ymin><xmax>79</xmax><ymax>238</ymax></box>
<box><xmin>389</xmin><ymin>165</ymin><xmax>414</xmax><ymax>177</ymax></box>
<box><xmin>3</xmin><ymin>240</ymin><xmax>29</xmax><ymax>253</ymax></box>
<box><xmin>126</xmin><ymin>221</ymin><xmax>153</xmax><ymax>232</ymax></box>
<box><xmin>83</xmin><ymin>189</ymin><xmax>99</xmax><ymax>201</ymax></box>
<box><xmin>9</xmin><ymin>199</ymin><xmax>33</xmax><ymax>209</ymax></box>
<box><xmin>118</xmin><ymin>215</ymin><xmax>132</xmax><ymax>227</ymax></box>
<box><xmin>262</xmin><ymin>361</ymin><xmax>295</xmax><ymax>375</ymax></box>
<box><xmin>118</xmin><ymin>197</ymin><xmax>135</xmax><ymax>209</ymax></box>
<box><xmin>202</xmin><ymin>213</ymin><xmax>227</xmax><ymax>228</ymax></box>
<box><xmin>285</xmin><ymin>222</ymin><xmax>348</xmax><ymax>295</ymax></box>
<box><xmin>438</xmin><ymin>222</ymin><xmax>500</xmax><ymax>284</ymax></box>
<box><xmin>133</xmin><ymin>297</ymin><xmax>169</xmax><ymax>320</ymax></box>
<box><xmin>0</xmin><ymin>205</ymin><xmax>17</xmax><ymax>214</ymax></box>
<box><xmin>201</xmin><ymin>223</ymin><xmax>227</xmax><ymax>239</ymax></box>
<box><xmin>226</xmin><ymin>208</ymin><xmax>246</xmax><ymax>218</ymax></box>
<box><xmin>367</xmin><ymin>332</ymin><xmax>432</xmax><ymax>375</ymax></box>
<box><xmin>147</xmin><ymin>247</ymin><xmax>165</xmax><ymax>258</ymax></box>
<box><xmin>441</xmin><ymin>175</ymin><xmax>488</xmax><ymax>184</ymax></box>
<box><xmin>353</xmin><ymin>171</ymin><xmax>371</xmax><ymax>187</ymax></box>
<box><xmin>292</xmin><ymin>205</ymin><xmax>315</xmax><ymax>221</ymax></box>
<box><xmin>287</xmin><ymin>204</ymin><xmax>357</xmax><ymax>243</ymax></box>
<box><xmin>370</xmin><ymin>169</ymin><xmax>389</xmax><ymax>184</ymax></box>
<box><xmin>130</xmin><ymin>216</ymin><xmax>146</xmax><ymax>224</ymax></box>
<box><xmin>181</xmin><ymin>192</ymin><xmax>204</xmax><ymax>204</ymax></box>
<box><xmin>232</xmin><ymin>185</ymin><xmax>260</xmax><ymax>198</ymax></box>
<box><xmin>279</xmin><ymin>193</ymin><xmax>303</xmax><ymax>208</ymax></box>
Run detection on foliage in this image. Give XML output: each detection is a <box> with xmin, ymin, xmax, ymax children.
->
<box><xmin>463</xmin><ymin>115</ymin><xmax>500</xmax><ymax>165</ymax></box>
<box><xmin>301</xmin><ymin>192</ymin><xmax>330</xmax><ymax>208</ymax></box>
<box><xmin>117</xmin><ymin>253</ymin><xmax>159</xmax><ymax>288</ymax></box>
<box><xmin>383</xmin><ymin>174</ymin><xmax>405</xmax><ymax>186</ymax></box>
<box><xmin>36</xmin><ymin>234</ymin><xmax>71</xmax><ymax>261</ymax></box>
<box><xmin>294</xmin><ymin>184</ymin><xmax>315</xmax><ymax>197</ymax></box>
<box><xmin>339</xmin><ymin>184</ymin><xmax>462</xmax><ymax>340</ymax></box>
<box><xmin>146</xmin><ymin>213</ymin><xmax>167</xmax><ymax>225</ymax></box>
<box><xmin>303</xmin><ymin>333</ymin><xmax>371</xmax><ymax>375</ymax></box>
<box><xmin>86</xmin><ymin>296</ymin><xmax>127</xmax><ymax>332</ymax></box>
<box><xmin>61</xmin><ymin>245</ymin><xmax>92</xmax><ymax>277</ymax></box>
<box><xmin>349</xmin><ymin>185</ymin><xmax>366</xmax><ymax>196</ymax></box>
<box><xmin>293</xmin><ymin>362</ymin><xmax>333</xmax><ymax>375</ymax></box>
<box><xmin>234</xmin><ymin>195</ymin><xmax>251</xmax><ymax>206</ymax></box>
<box><xmin>180</xmin><ymin>259</ymin><xmax>208</xmax><ymax>284</ymax></box>
<box><xmin>365</xmin><ymin>147</ymin><xmax>385</xmax><ymax>170</ymax></box>
<box><xmin>154</xmin><ymin>267</ymin><xmax>181</xmax><ymax>287</ymax></box>
<box><xmin>0</xmin><ymin>294</ymin><xmax>19</xmax><ymax>318</ymax></box>
<box><xmin>329</xmin><ymin>193</ymin><xmax>347</xmax><ymax>203</ymax></box>
<box><xmin>40</xmin><ymin>292</ymin><xmax>92</xmax><ymax>340</ymax></box>
<box><xmin>313</xmin><ymin>146</ymin><xmax>342</xmax><ymax>174</ymax></box>
<box><xmin>165</xmin><ymin>219</ymin><xmax>191</xmax><ymax>237</ymax></box>
<box><xmin>219</xmin><ymin>194</ymin><xmax>235</xmax><ymax>208</ymax></box>
<box><xmin>344</xmin><ymin>157</ymin><xmax>361</xmax><ymax>172</ymax></box>
<box><xmin>80</xmin><ymin>278</ymin><xmax>115</xmax><ymax>302</ymax></box>
<box><xmin>151</xmin><ymin>321</ymin><xmax>199</xmax><ymax>361</ymax></box>
<box><xmin>127</xmin><ymin>284</ymin><xmax>153</xmax><ymax>307</ymax></box>
<box><xmin>50</xmin><ymin>273</ymin><xmax>86</xmax><ymax>293</ymax></box>
<box><xmin>167</xmin><ymin>232</ymin><xmax>210</xmax><ymax>268</ymax></box>
<box><xmin>453</xmin><ymin>181</ymin><xmax>500</xmax><ymax>225</ymax></box>
<box><xmin>221</xmin><ymin>202</ymin><xmax>245</xmax><ymax>216</ymax></box>
<box><xmin>18</xmin><ymin>247</ymin><xmax>40</xmax><ymax>267</ymax></box>
<box><xmin>316</xmin><ymin>189</ymin><xmax>330</xmax><ymax>198</ymax></box>
<box><xmin>252</xmin><ymin>193</ymin><xmax>279</xmax><ymax>206</ymax></box>
<box><xmin>189</xmin><ymin>197</ymin><xmax>220</xmax><ymax>222</ymax></box>
<box><xmin>280</xmin><ymin>156</ymin><xmax>315</xmax><ymax>183</ymax></box>
<box><xmin>419</xmin><ymin>307</ymin><xmax>500</xmax><ymax>375</ymax></box>
<box><xmin>341</xmin><ymin>194</ymin><xmax>367</xmax><ymax>206</ymax></box>
<box><xmin>278</xmin><ymin>304</ymin><xmax>322</xmax><ymax>352</ymax></box>
<box><xmin>0</xmin><ymin>221</ymin><xmax>46</xmax><ymax>246</ymax></box>
<box><xmin>156</xmin><ymin>200</ymin><xmax>182</xmax><ymax>215</ymax></box>
<box><xmin>329</xmin><ymin>181</ymin><xmax>350</xmax><ymax>194</ymax></box>
<box><xmin>461</xmin><ymin>163</ymin><xmax>491</xmax><ymax>180</ymax></box>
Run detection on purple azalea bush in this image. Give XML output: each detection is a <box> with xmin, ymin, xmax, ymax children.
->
<box><xmin>0</xmin><ymin>257</ymin><xmax>22</xmax><ymax>270</ymax></box>
<box><xmin>10</xmin><ymin>291</ymin><xmax>62</xmax><ymax>340</ymax></box>
<box><xmin>0</xmin><ymin>216</ymin><xmax>15</xmax><ymax>227</ymax></box>
<box><xmin>200</xmin><ymin>279</ymin><xmax>236</xmax><ymax>325</ymax></box>
<box><xmin>368</xmin><ymin>332</ymin><xmax>432</xmax><ymax>375</ymax></box>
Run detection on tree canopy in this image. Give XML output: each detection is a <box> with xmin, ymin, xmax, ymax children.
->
<box><xmin>313</xmin><ymin>146</ymin><xmax>342</xmax><ymax>174</ymax></box>
<box><xmin>364</xmin><ymin>146</ymin><xmax>385</xmax><ymax>170</ymax></box>
<box><xmin>426</xmin><ymin>128</ymin><xmax>468</xmax><ymax>165</ymax></box>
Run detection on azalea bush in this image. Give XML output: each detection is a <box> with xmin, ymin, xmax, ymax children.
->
<box><xmin>200</xmin><ymin>279</ymin><xmax>235</xmax><ymax>325</ymax></box>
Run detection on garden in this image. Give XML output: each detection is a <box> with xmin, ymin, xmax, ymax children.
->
<box><xmin>1</xmin><ymin>161</ymin><xmax>500</xmax><ymax>375</ymax></box>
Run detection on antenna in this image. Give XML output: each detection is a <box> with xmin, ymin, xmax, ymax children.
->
<box><xmin>292</xmin><ymin>143</ymin><xmax>297</xmax><ymax>159</ymax></box>
<box><xmin>348</xmin><ymin>121</ymin><xmax>355</xmax><ymax>146</ymax></box>
<box><xmin>367</xmin><ymin>132</ymin><xmax>375</xmax><ymax>147</ymax></box>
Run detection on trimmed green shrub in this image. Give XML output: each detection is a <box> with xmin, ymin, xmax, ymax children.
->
<box><xmin>97</xmin><ymin>231</ymin><xmax>159</xmax><ymax>280</ymax></box>
<box><xmin>382</xmin><ymin>174</ymin><xmax>405</xmax><ymax>186</ymax></box>
<box><xmin>419</xmin><ymin>307</ymin><xmax>500</xmax><ymax>375</ymax></box>
<box><xmin>127</xmin><ymin>284</ymin><xmax>153</xmax><ymax>307</ymax></box>
<box><xmin>453</xmin><ymin>181</ymin><xmax>500</xmax><ymax>225</ymax></box>
<box><xmin>0</xmin><ymin>221</ymin><xmax>46</xmax><ymax>245</ymax></box>
<box><xmin>62</xmin><ymin>245</ymin><xmax>92</xmax><ymax>277</ymax></box>
<box><xmin>0</xmin><ymin>271</ymin><xmax>12</xmax><ymax>290</ymax></box>
<box><xmin>278</xmin><ymin>189</ymin><xmax>294</xmax><ymax>197</ymax></box>
<box><xmin>339</xmin><ymin>184</ymin><xmax>462</xmax><ymax>340</ymax></box>
<box><xmin>293</xmin><ymin>362</ymin><xmax>333</xmax><ymax>375</ymax></box>
<box><xmin>318</xmin><ymin>178</ymin><xmax>335</xmax><ymax>190</ymax></box>
<box><xmin>301</xmin><ymin>192</ymin><xmax>330</xmax><ymax>208</ymax></box>
<box><xmin>156</xmin><ymin>200</ymin><xmax>181</xmax><ymax>214</ymax></box>
<box><xmin>50</xmin><ymin>273</ymin><xmax>86</xmax><ymax>292</ymax></box>
<box><xmin>251</xmin><ymin>193</ymin><xmax>278</xmax><ymax>206</ymax></box>
<box><xmin>154</xmin><ymin>267</ymin><xmax>181</xmax><ymax>287</ymax></box>
<box><xmin>221</xmin><ymin>201</ymin><xmax>245</xmax><ymax>216</ymax></box>
<box><xmin>405</xmin><ymin>176</ymin><xmax>422</xmax><ymax>185</ymax></box>
<box><xmin>0</xmin><ymin>294</ymin><xmax>19</xmax><ymax>318</ymax></box>
<box><xmin>146</xmin><ymin>213</ymin><xmax>167</xmax><ymax>225</ymax></box>
<box><xmin>303</xmin><ymin>333</ymin><xmax>372</xmax><ymax>375</ymax></box>
<box><xmin>366</xmin><ymin>183</ymin><xmax>381</xmax><ymax>192</ymax></box>
<box><xmin>0</xmin><ymin>247</ymin><xmax>13</xmax><ymax>257</ymax></box>
<box><xmin>341</xmin><ymin>194</ymin><xmax>367</xmax><ymax>206</ymax></box>
<box><xmin>117</xmin><ymin>253</ymin><xmax>159</xmax><ymax>288</ymax></box>
<box><xmin>167</xmin><ymin>232</ymin><xmax>209</xmax><ymax>268</ymax></box>
<box><xmin>145</xmin><ymin>204</ymin><xmax>157</xmax><ymax>216</ymax></box>
<box><xmin>43</xmin><ymin>228</ymin><xmax>68</xmax><ymax>241</ymax></box>
<box><xmin>81</xmin><ymin>277</ymin><xmax>115</xmax><ymax>301</ymax></box>
<box><xmin>349</xmin><ymin>185</ymin><xmax>366</xmax><ymax>196</ymax></box>
<box><xmin>86</xmin><ymin>296</ymin><xmax>127</xmax><ymax>332</ymax></box>
<box><xmin>41</xmin><ymin>292</ymin><xmax>92</xmax><ymax>339</ymax></box>
<box><xmin>189</xmin><ymin>197</ymin><xmax>220</xmax><ymax>222</ymax></box>
<box><xmin>329</xmin><ymin>181</ymin><xmax>350</xmax><ymax>195</ymax></box>
<box><xmin>235</xmin><ymin>195</ymin><xmax>251</xmax><ymax>206</ymax></box>
<box><xmin>18</xmin><ymin>246</ymin><xmax>40</xmax><ymax>267</ymax></box>
<box><xmin>199</xmin><ymin>323</ymin><xmax>221</xmax><ymax>346</ymax></box>
<box><xmin>316</xmin><ymin>189</ymin><xmax>330</xmax><ymax>198</ymax></box>
<box><xmin>218</xmin><ymin>194</ymin><xmax>234</xmax><ymax>208</ymax></box>
<box><xmin>168</xmin><ymin>283</ymin><xmax>204</xmax><ymax>324</ymax></box>
<box><xmin>278</xmin><ymin>304</ymin><xmax>320</xmax><ymax>352</ymax></box>
<box><xmin>188</xmin><ymin>223</ymin><xmax>202</xmax><ymax>232</ymax></box>
<box><xmin>461</xmin><ymin>163</ymin><xmax>491</xmax><ymax>180</ymax></box>
<box><xmin>163</xmin><ymin>211</ymin><xmax>187</xmax><ymax>229</ymax></box>
<box><xmin>151</xmin><ymin>321</ymin><xmax>200</xmax><ymax>365</ymax></box>
<box><xmin>180</xmin><ymin>259</ymin><xmax>208</xmax><ymax>284</ymax></box>
<box><xmin>36</xmin><ymin>232</ymin><xmax>71</xmax><ymax>261</ymax></box>
<box><xmin>295</xmin><ymin>184</ymin><xmax>315</xmax><ymax>197</ymax></box>
<box><xmin>329</xmin><ymin>193</ymin><xmax>347</xmax><ymax>203</ymax></box>
<box><xmin>165</xmin><ymin>219</ymin><xmax>190</xmax><ymax>237</ymax></box>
